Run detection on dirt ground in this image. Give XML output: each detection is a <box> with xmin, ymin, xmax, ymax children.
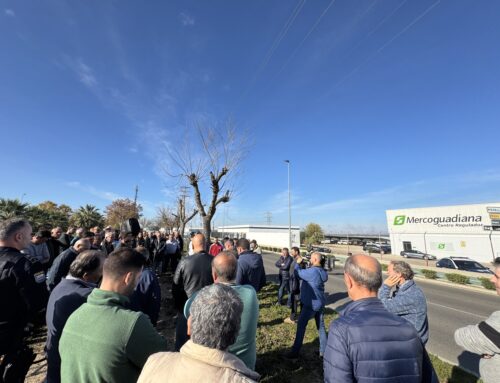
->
<box><xmin>25</xmin><ymin>273</ymin><xmax>177</xmax><ymax>382</ymax></box>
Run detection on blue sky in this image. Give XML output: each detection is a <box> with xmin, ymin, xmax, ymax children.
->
<box><xmin>1</xmin><ymin>0</ymin><xmax>500</xmax><ymax>233</ymax></box>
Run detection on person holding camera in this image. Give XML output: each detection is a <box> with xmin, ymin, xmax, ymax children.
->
<box><xmin>275</xmin><ymin>248</ymin><xmax>293</xmax><ymax>306</ymax></box>
<box><xmin>285</xmin><ymin>252</ymin><xmax>328</xmax><ymax>359</ymax></box>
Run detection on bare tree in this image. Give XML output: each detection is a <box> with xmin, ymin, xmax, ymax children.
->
<box><xmin>173</xmin><ymin>195</ymin><xmax>198</xmax><ymax>237</ymax></box>
<box><xmin>164</xmin><ymin>119</ymin><xmax>247</xmax><ymax>240</ymax></box>
<box><xmin>155</xmin><ymin>205</ymin><xmax>177</xmax><ymax>231</ymax></box>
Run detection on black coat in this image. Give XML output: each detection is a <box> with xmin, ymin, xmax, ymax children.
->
<box><xmin>275</xmin><ymin>255</ymin><xmax>293</xmax><ymax>280</ymax></box>
<box><xmin>0</xmin><ymin>247</ymin><xmax>49</xmax><ymax>353</ymax></box>
<box><xmin>172</xmin><ymin>251</ymin><xmax>213</xmax><ymax>310</ymax></box>
<box><xmin>46</xmin><ymin>247</ymin><xmax>79</xmax><ymax>291</ymax></box>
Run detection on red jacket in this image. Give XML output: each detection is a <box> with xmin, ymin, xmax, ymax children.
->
<box><xmin>209</xmin><ymin>243</ymin><xmax>223</xmax><ymax>256</ymax></box>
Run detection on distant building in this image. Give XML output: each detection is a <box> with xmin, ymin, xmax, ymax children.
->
<box><xmin>387</xmin><ymin>203</ymin><xmax>500</xmax><ymax>262</ymax></box>
<box><xmin>217</xmin><ymin>225</ymin><xmax>301</xmax><ymax>249</ymax></box>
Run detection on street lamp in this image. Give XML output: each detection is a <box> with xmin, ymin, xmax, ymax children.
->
<box><xmin>284</xmin><ymin>160</ymin><xmax>291</xmax><ymax>249</ymax></box>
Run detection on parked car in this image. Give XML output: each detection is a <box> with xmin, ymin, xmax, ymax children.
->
<box><xmin>400</xmin><ymin>250</ymin><xmax>437</xmax><ymax>260</ymax></box>
<box><xmin>363</xmin><ymin>244</ymin><xmax>391</xmax><ymax>254</ymax></box>
<box><xmin>436</xmin><ymin>257</ymin><xmax>494</xmax><ymax>274</ymax></box>
<box><xmin>311</xmin><ymin>245</ymin><xmax>332</xmax><ymax>253</ymax></box>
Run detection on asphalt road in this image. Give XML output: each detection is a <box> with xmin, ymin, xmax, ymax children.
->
<box><xmin>261</xmin><ymin>252</ymin><xmax>498</xmax><ymax>376</ymax></box>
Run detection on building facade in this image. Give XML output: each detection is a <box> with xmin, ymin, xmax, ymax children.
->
<box><xmin>217</xmin><ymin>225</ymin><xmax>301</xmax><ymax>249</ymax></box>
<box><xmin>386</xmin><ymin>203</ymin><xmax>500</xmax><ymax>263</ymax></box>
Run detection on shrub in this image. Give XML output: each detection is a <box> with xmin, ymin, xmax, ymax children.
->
<box><xmin>479</xmin><ymin>277</ymin><xmax>495</xmax><ymax>290</ymax></box>
<box><xmin>445</xmin><ymin>273</ymin><xmax>470</xmax><ymax>285</ymax></box>
<box><xmin>421</xmin><ymin>269</ymin><xmax>437</xmax><ymax>279</ymax></box>
<box><xmin>381</xmin><ymin>264</ymin><xmax>388</xmax><ymax>271</ymax></box>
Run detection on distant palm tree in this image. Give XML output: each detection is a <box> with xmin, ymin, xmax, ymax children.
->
<box><xmin>70</xmin><ymin>204</ymin><xmax>104</xmax><ymax>229</ymax></box>
<box><xmin>0</xmin><ymin>198</ymin><xmax>29</xmax><ymax>220</ymax></box>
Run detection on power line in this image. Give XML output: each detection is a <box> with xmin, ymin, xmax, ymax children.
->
<box><xmin>325</xmin><ymin>0</ymin><xmax>441</xmax><ymax>96</ymax></box>
<box><xmin>238</xmin><ymin>0</ymin><xmax>307</xmax><ymax>102</ymax></box>
<box><xmin>275</xmin><ymin>0</ymin><xmax>337</xmax><ymax>77</ymax></box>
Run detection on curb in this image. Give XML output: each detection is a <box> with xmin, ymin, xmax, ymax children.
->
<box><xmin>331</xmin><ymin>254</ymin><xmax>497</xmax><ymax>296</ymax></box>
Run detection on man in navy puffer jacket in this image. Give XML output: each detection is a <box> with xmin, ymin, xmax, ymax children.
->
<box><xmin>324</xmin><ymin>254</ymin><xmax>436</xmax><ymax>383</ymax></box>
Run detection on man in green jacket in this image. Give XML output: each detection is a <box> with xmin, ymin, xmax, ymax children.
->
<box><xmin>184</xmin><ymin>251</ymin><xmax>259</xmax><ymax>370</ymax></box>
<box><xmin>59</xmin><ymin>247</ymin><xmax>167</xmax><ymax>383</ymax></box>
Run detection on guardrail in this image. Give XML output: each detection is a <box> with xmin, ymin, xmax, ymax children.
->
<box><xmin>261</xmin><ymin>246</ymin><xmax>495</xmax><ymax>291</ymax></box>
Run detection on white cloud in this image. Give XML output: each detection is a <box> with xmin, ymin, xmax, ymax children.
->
<box><xmin>65</xmin><ymin>181</ymin><xmax>123</xmax><ymax>202</ymax></box>
<box><xmin>4</xmin><ymin>9</ymin><xmax>15</xmax><ymax>17</ymax></box>
<box><xmin>62</xmin><ymin>56</ymin><xmax>98</xmax><ymax>89</ymax></box>
<box><xmin>179</xmin><ymin>12</ymin><xmax>195</xmax><ymax>26</ymax></box>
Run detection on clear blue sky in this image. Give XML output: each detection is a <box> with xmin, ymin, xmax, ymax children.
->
<box><xmin>1</xmin><ymin>0</ymin><xmax>499</xmax><ymax>233</ymax></box>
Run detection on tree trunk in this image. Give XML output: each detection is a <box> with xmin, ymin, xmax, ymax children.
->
<box><xmin>203</xmin><ymin>216</ymin><xmax>212</xmax><ymax>247</ymax></box>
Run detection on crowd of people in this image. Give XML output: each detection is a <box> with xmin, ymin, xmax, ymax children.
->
<box><xmin>0</xmin><ymin>216</ymin><xmax>499</xmax><ymax>382</ymax></box>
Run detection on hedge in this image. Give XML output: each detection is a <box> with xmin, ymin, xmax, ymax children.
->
<box><xmin>421</xmin><ymin>269</ymin><xmax>437</xmax><ymax>279</ymax></box>
<box><xmin>445</xmin><ymin>273</ymin><xmax>470</xmax><ymax>285</ymax></box>
<box><xmin>479</xmin><ymin>277</ymin><xmax>495</xmax><ymax>290</ymax></box>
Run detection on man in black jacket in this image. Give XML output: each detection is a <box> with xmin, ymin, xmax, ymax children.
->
<box><xmin>235</xmin><ymin>238</ymin><xmax>266</xmax><ymax>292</ymax></box>
<box><xmin>46</xmin><ymin>238</ymin><xmax>91</xmax><ymax>291</ymax></box>
<box><xmin>0</xmin><ymin>218</ymin><xmax>49</xmax><ymax>381</ymax></box>
<box><xmin>275</xmin><ymin>248</ymin><xmax>293</xmax><ymax>305</ymax></box>
<box><xmin>284</xmin><ymin>246</ymin><xmax>302</xmax><ymax>323</ymax></box>
<box><xmin>172</xmin><ymin>233</ymin><xmax>213</xmax><ymax>350</ymax></box>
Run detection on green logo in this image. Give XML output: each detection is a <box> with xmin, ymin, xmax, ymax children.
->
<box><xmin>438</xmin><ymin>243</ymin><xmax>446</xmax><ymax>250</ymax></box>
<box><xmin>394</xmin><ymin>215</ymin><xmax>406</xmax><ymax>225</ymax></box>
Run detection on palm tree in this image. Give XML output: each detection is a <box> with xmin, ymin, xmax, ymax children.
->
<box><xmin>0</xmin><ymin>198</ymin><xmax>29</xmax><ymax>220</ymax></box>
<box><xmin>70</xmin><ymin>204</ymin><xmax>104</xmax><ymax>229</ymax></box>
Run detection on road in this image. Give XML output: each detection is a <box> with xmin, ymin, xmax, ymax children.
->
<box><xmin>261</xmin><ymin>252</ymin><xmax>498</xmax><ymax>376</ymax></box>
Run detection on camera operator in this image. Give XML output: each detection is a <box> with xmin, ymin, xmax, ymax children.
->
<box><xmin>0</xmin><ymin>218</ymin><xmax>49</xmax><ymax>382</ymax></box>
<box><xmin>285</xmin><ymin>251</ymin><xmax>328</xmax><ymax>359</ymax></box>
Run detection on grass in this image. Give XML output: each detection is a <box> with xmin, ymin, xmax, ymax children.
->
<box><xmin>256</xmin><ymin>283</ymin><xmax>482</xmax><ymax>383</ymax></box>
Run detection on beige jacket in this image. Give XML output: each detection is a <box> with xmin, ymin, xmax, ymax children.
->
<box><xmin>137</xmin><ymin>340</ymin><xmax>260</xmax><ymax>383</ymax></box>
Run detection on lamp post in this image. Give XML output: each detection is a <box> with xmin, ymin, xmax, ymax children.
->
<box><xmin>284</xmin><ymin>160</ymin><xmax>291</xmax><ymax>249</ymax></box>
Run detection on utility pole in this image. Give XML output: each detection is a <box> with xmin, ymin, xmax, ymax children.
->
<box><xmin>284</xmin><ymin>160</ymin><xmax>291</xmax><ymax>249</ymax></box>
<box><xmin>265</xmin><ymin>211</ymin><xmax>272</xmax><ymax>225</ymax></box>
<box><xmin>133</xmin><ymin>185</ymin><xmax>139</xmax><ymax>217</ymax></box>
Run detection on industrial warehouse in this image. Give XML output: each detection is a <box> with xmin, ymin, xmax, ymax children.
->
<box><xmin>387</xmin><ymin>203</ymin><xmax>500</xmax><ymax>263</ymax></box>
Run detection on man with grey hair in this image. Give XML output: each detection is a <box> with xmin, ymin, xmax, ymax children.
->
<box><xmin>22</xmin><ymin>229</ymin><xmax>51</xmax><ymax>265</ymax></box>
<box><xmin>454</xmin><ymin>257</ymin><xmax>500</xmax><ymax>383</ymax></box>
<box><xmin>0</xmin><ymin>218</ymin><xmax>48</xmax><ymax>381</ymax></box>
<box><xmin>378</xmin><ymin>260</ymin><xmax>429</xmax><ymax>344</ymax></box>
<box><xmin>45</xmin><ymin>250</ymin><xmax>105</xmax><ymax>383</ymax></box>
<box><xmin>138</xmin><ymin>284</ymin><xmax>260</xmax><ymax>383</ymax></box>
<box><xmin>324</xmin><ymin>255</ymin><xmax>434</xmax><ymax>382</ymax></box>
<box><xmin>70</xmin><ymin>227</ymin><xmax>85</xmax><ymax>246</ymax></box>
<box><xmin>183</xmin><ymin>251</ymin><xmax>259</xmax><ymax>370</ymax></box>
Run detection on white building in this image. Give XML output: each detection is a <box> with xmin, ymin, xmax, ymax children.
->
<box><xmin>217</xmin><ymin>225</ymin><xmax>301</xmax><ymax>249</ymax></box>
<box><xmin>386</xmin><ymin>203</ymin><xmax>500</xmax><ymax>263</ymax></box>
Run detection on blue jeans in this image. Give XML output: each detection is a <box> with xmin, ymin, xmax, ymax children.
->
<box><xmin>278</xmin><ymin>277</ymin><xmax>290</xmax><ymax>303</ymax></box>
<box><xmin>291</xmin><ymin>305</ymin><xmax>327</xmax><ymax>355</ymax></box>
